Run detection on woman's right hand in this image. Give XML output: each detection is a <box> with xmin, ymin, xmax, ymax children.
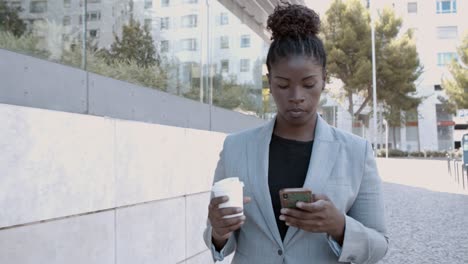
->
<box><xmin>208</xmin><ymin>196</ymin><xmax>251</xmax><ymax>249</ymax></box>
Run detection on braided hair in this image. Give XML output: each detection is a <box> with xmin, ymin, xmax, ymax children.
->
<box><xmin>266</xmin><ymin>3</ymin><xmax>326</xmax><ymax>74</ymax></box>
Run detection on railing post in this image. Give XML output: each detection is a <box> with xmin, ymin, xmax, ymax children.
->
<box><xmin>463</xmin><ymin>163</ymin><xmax>466</xmax><ymax>189</ymax></box>
<box><xmin>447</xmin><ymin>155</ymin><xmax>452</xmax><ymax>177</ymax></box>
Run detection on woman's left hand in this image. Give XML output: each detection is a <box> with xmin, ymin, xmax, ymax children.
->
<box><xmin>279</xmin><ymin>194</ymin><xmax>345</xmax><ymax>245</ymax></box>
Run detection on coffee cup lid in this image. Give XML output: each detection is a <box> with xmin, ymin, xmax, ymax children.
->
<box><xmin>212</xmin><ymin>177</ymin><xmax>244</xmax><ymax>190</ymax></box>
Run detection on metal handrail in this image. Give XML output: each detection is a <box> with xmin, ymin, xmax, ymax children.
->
<box><xmin>447</xmin><ymin>157</ymin><xmax>467</xmax><ymax>190</ymax></box>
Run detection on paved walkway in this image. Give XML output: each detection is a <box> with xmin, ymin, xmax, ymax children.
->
<box><xmin>378</xmin><ymin>159</ymin><xmax>468</xmax><ymax>264</ymax></box>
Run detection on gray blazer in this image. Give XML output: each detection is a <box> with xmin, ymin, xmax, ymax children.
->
<box><xmin>203</xmin><ymin>115</ymin><xmax>388</xmax><ymax>264</ymax></box>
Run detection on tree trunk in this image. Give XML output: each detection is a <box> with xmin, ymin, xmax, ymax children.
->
<box><xmin>392</xmin><ymin>126</ymin><xmax>397</xmax><ymax>149</ymax></box>
<box><xmin>348</xmin><ymin>93</ymin><xmax>354</xmax><ymax>118</ymax></box>
<box><xmin>354</xmin><ymin>96</ymin><xmax>371</xmax><ymax>117</ymax></box>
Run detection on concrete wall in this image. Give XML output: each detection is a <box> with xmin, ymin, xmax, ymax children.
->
<box><xmin>2</xmin><ymin>103</ymin><xmax>466</xmax><ymax>263</ymax></box>
<box><xmin>0</xmin><ymin>103</ymin><xmax>234</xmax><ymax>264</ymax></box>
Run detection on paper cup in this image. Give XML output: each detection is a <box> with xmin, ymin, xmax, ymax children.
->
<box><xmin>212</xmin><ymin>177</ymin><xmax>244</xmax><ymax>218</ymax></box>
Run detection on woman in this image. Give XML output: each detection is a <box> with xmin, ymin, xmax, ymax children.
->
<box><xmin>203</xmin><ymin>3</ymin><xmax>388</xmax><ymax>264</ymax></box>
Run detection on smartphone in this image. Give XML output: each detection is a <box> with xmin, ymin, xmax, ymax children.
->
<box><xmin>279</xmin><ymin>188</ymin><xmax>313</xmax><ymax>208</ymax></box>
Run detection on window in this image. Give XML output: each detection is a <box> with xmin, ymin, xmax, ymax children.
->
<box><xmin>87</xmin><ymin>11</ymin><xmax>101</xmax><ymax>22</ymax></box>
<box><xmin>160</xmin><ymin>17</ymin><xmax>170</xmax><ymax>30</ymax></box>
<box><xmin>220</xmin><ymin>12</ymin><xmax>228</xmax><ymax>25</ymax></box>
<box><xmin>407</xmin><ymin>2</ymin><xmax>417</xmax><ymax>13</ymax></box>
<box><xmin>144</xmin><ymin>19</ymin><xmax>152</xmax><ymax>30</ymax></box>
<box><xmin>10</xmin><ymin>1</ymin><xmax>21</xmax><ymax>9</ymax></box>
<box><xmin>240</xmin><ymin>59</ymin><xmax>250</xmax><ymax>72</ymax></box>
<box><xmin>437</xmin><ymin>26</ymin><xmax>457</xmax><ymax>39</ymax></box>
<box><xmin>161</xmin><ymin>40</ymin><xmax>169</xmax><ymax>52</ymax></box>
<box><xmin>240</xmin><ymin>35</ymin><xmax>250</xmax><ymax>48</ymax></box>
<box><xmin>455</xmin><ymin>124</ymin><xmax>468</xmax><ymax>130</ymax></box>
<box><xmin>181</xmin><ymin>15</ymin><xmax>197</xmax><ymax>28</ymax></box>
<box><xmin>144</xmin><ymin>0</ymin><xmax>152</xmax><ymax>9</ymax></box>
<box><xmin>220</xmin><ymin>36</ymin><xmax>229</xmax><ymax>49</ymax></box>
<box><xmin>63</xmin><ymin>16</ymin><xmax>71</xmax><ymax>26</ymax></box>
<box><xmin>88</xmin><ymin>0</ymin><xmax>101</xmax><ymax>3</ymax></box>
<box><xmin>30</xmin><ymin>18</ymin><xmax>45</xmax><ymax>26</ymax></box>
<box><xmin>88</xmin><ymin>29</ymin><xmax>99</xmax><ymax>38</ymax></box>
<box><xmin>181</xmin><ymin>38</ymin><xmax>197</xmax><ymax>51</ymax></box>
<box><xmin>183</xmin><ymin>0</ymin><xmax>197</xmax><ymax>3</ymax></box>
<box><xmin>64</xmin><ymin>0</ymin><xmax>71</xmax><ymax>7</ymax></box>
<box><xmin>221</xmin><ymin>60</ymin><xmax>229</xmax><ymax>72</ymax></box>
<box><xmin>434</xmin><ymin>84</ymin><xmax>443</xmax><ymax>91</ymax></box>
<box><xmin>436</xmin><ymin>0</ymin><xmax>456</xmax><ymax>14</ymax></box>
<box><xmin>161</xmin><ymin>0</ymin><xmax>169</xmax><ymax>7</ymax></box>
<box><xmin>437</xmin><ymin>52</ymin><xmax>457</xmax><ymax>66</ymax></box>
<box><xmin>30</xmin><ymin>1</ymin><xmax>47</xmax><ymax>13</ymax></box>
<box><xmin>405</xmin><ymin>110</ymin><xmax>419</xmax><ymax>142</ymax></box>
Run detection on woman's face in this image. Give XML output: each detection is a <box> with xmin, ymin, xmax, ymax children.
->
<box><xmin>268</xmin><ymin>56</ymin><xmax>325</xmax><ymax>127</ymax></box>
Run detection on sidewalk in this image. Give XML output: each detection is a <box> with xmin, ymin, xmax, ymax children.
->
<box><xmin>377</xmin><ymin>158</ymin><xmax>468</xmax><ymax>264</ymax></box>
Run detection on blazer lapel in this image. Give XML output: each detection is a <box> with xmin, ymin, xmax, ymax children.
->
<box><xmin>246</xmin><ymin>117</ymin><xmax>284</xmax><ymax>248</ymax></box>
<box><xmin>283</xmin><ymin>115</ymin><xmax>341</xmax><ymax>247</ymax></box>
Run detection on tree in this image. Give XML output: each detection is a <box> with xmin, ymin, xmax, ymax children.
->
<box><xmin>441</xmin><ymin>33</ymin><xmax>468</xmax><ymax>112</ymax></box>
<box><xmin>99</xmin><ymin>18</ymin><xmax>158</xmax><ymax>68</ymax></box>
<box><xmin>323</xmin><ymin>0</ymin><xmax>423</xmax><ymax>146</ymax></box>
<box><xmin>375</xmin><ymin>9</ymin><xmax>422</xmax><ymax>147</ymax></box>
<box><xmin>0</xmin><ymin>1</ymin><xmax>27</xmax><ymax>37</ymax></box>
<box><xmin>322</xmin><ymin>0</ymin><xmax>372</xmax><ymax>117</ymax></box>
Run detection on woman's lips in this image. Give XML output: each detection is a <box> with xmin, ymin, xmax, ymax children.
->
<box><xmin>288</xmin><ymin>108</ymin><xmax>306</xmax><ymax>118</ymax></box>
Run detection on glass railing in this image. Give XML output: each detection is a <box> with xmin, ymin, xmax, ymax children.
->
<box><xmin>0</xmin><ymin>0</ymin><xmax>270</xmax><ymax>119</ymax></box>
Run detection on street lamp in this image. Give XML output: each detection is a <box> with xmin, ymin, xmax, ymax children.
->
<box><xmin>369</xmin><ymin>0</ymin><xmax>378</xmax><ymax>156</ymax></box>
<box><xmin>383</xmin><ymin>119</ymin><xmax>388</xmax><ymax>158</ymax></box>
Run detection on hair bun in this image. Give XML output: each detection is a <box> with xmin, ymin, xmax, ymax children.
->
<box><xmin>267</xmin><ymin>3</ymin><xmax>321</xmax><ymax>40</ymax></box>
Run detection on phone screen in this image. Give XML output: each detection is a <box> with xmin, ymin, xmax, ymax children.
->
<box><xmin>280</xmin><ymin>191</ymin><xmax>312</xmax><ymax>208</ymax></box>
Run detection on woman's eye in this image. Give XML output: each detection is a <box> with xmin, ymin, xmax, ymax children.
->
<box><xmin>304</xmin><ymin>84</ymin><xmax>316</xmax><ymax>89</ymax></box>
<box><xmin>278</xmin><ymin>85</ymin><xmax>288</xmax><ymax>89</ymax></box>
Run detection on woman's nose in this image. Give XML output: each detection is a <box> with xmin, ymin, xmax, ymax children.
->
<box><xmin>288</xmin><ymin>87</ymin><xmax>305</xmax><ymax>103</ymax></box>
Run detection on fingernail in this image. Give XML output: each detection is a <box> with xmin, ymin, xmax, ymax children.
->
<box><xmin>296</xmin><ymin>202</ymin><xmax>303</xmax><ymax>208</ymax></box>
<box><xmin>280</xmin><ymin>209</ymin><xmax>287</xmax><ymax>214</ymax></box>
<box><xmin>279</xmin><ymin>215</ymin><xmax>285</xmax><ymax>221</ymax></box>
<box><xmin>285</xmin><ymin>222</ymin><xmax>290</xmax><ymax>226</ymax></box>
<box><xmin>236</xmin><ymin>208</ymin><xmax>243</xmax><ymax>213</ymax></box>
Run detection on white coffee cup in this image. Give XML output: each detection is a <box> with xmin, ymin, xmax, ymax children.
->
<box><xmin>212</xmin><ymin>177</ymin><xmax>244</xmax><ymax>219</ymax></box>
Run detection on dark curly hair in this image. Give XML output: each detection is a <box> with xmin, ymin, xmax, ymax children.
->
<box><xmin>266</xmin><ymin>3</ymin><xmax>326</xmax><ymax>74</ymax></box>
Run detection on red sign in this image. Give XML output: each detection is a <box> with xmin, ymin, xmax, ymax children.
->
<box><xmin>437</xmin><ymin>121</ymin><xmax>456</xmax><ymax>126</ymax></box>
<box><xmin>353</xmin><ymin>122</ymin><xmax>362</xmax><ymax>127</ymax></box>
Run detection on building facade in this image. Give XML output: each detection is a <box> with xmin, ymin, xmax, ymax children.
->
<box><xmin>309</xmin><ymin>0</ymin><xmax>467</xmax><ymax>151</ymax></box>
<box><xmin>375</xmin><ymin>0</ymin><xmax>467</xmax><ymax>151</ymax></box>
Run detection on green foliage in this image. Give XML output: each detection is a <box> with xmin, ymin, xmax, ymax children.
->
<box><xmin>0</xmin><ymin>31</ymin><xmax>49</xmax><ymax>58</ymax></box>
<box><xmin>323</xmin><ymin>0</ymin><xmax>371</xmax><ymax>116</ymax></box>
<box><xmin>0</xmin><ymin>2</ymin><xmax>42</xmax><ymax>56</ymax></box>
<box><xmin>62</xmin><ymin>40</ymin><xmax>168</xmax><ymax>91</ymax></box>
<box><xmin>376</xmin><ymin>10</ymin><xmax>422</xmax><ymax>130</ymax></box>
<box><xmin>323</xmin><ymin>0</ymin><xmax>423</xmax><ymax>126</ymax></box>
<box><xmin>99</xmin><ymin>19</ymin><xmax>158</xmax><ymax>68</ymax></box>
<box><xmin>0</xmin><ymin>1</ymin><xmax>26</xmax><ymax>37</ymax></box>
<box><xmin>442</xmin><ymin>33</ymin><xmax>468</xmax><ymax>112</ymax></box>
<box><xmin>184</xmin><ymin>74</ymin><xmax>261</xmax><ymax>115</ymax></box>
<box><xmin>376</xmin><ymin>149</ymin><xmax>451</xmax><ymax>158</ymax></box>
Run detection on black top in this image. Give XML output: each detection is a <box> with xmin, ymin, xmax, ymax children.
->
<box><xmin>268</xmin><ymin>133</ymin><xmax>314</xmax><ymax>241</ymax></box>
